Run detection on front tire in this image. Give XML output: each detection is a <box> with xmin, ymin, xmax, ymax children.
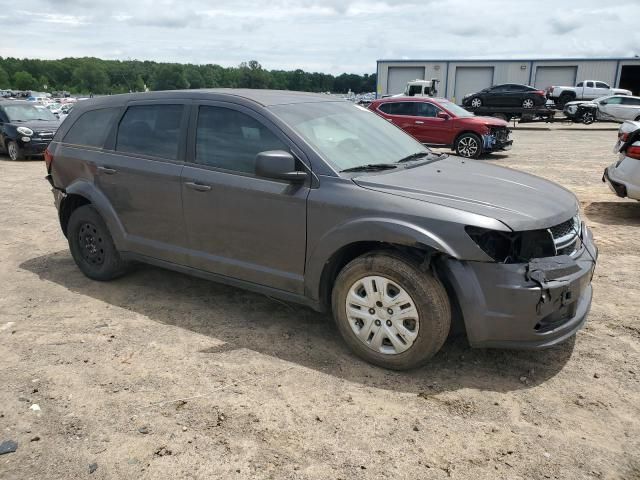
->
<box><xmin>581</xmin><ymin>111</ymin><xmax>595</xmax><ymax>125</ymax></box>
<box><xmin>455</xmin><ymin>133</ymin><xmax>482</xmax><ymax>158</ymax></box>
<box><xmin>331</xmin><ymin>252</ymin><xmax>451</xmax><ymax>370</ymax></box>
<box><xmin>67</xmin><ymin>205</ymin><xmax>128</xmax><ymax>281</ymax></box>
<box><xmin>7</xmin><ymin>141</ymin><xmax>24</xmax><ymax>161</ymax></box>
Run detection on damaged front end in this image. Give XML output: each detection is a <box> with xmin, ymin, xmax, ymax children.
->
<box><xmin>441</xmin><ymin>216</ymin><xmax>597</xmax><ymax>349</ymax></box>
<box><xmin>482</xmin><ymin>126</ymin><xmax>513</xmax><ymax>152</ymax></box>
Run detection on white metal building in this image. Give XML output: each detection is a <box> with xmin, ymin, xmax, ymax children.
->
<box><xmin>376</xmin><ymin>58</ymin><xmax>640</xmax><ymax>103</ymax></box>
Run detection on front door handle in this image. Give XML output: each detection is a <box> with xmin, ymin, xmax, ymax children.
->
<box><xmin>415</xmin><ymin>120</ymin><xmax>424</xmax><ymax>124</ymax></box>
<box><xmin>184</xmin><ymin>181</ymin><xmax>212</xmax><ymax>192</ymax></box>
<box><xmin>97</xmin><ymin>166</ymin><xmax>117</xmax><ymax>175</ymax></box>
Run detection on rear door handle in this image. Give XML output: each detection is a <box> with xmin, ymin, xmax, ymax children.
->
<box><xmin>97</xmin><ymin>166</ymin><xmax>117</xmax><ymax>175</ymax></box>
<box><xmin>415</xmin><ymin>120</ymin><xmax>424</xmax><ymax>124</ymax></box>
<box><xmin>184</xmin><ymin>181</ymin><xmax>212</xmax><ymax>192</ymax></box>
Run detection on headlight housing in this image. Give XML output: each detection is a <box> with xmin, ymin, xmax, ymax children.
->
<box><xmin>465</xmin><ymin>226</ymin><xmax>556</xmax><ymax>263</ymax></box>
<box><xmin>17</xmin><ymin>126</ymin><xmax>34</xmax><ymax>136</ymax></box>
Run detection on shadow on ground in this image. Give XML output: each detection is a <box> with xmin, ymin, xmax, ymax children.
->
<box><xmin>21</xmin><ymin>250</ymin><xmax>576</xmax><ymax>395</ymax></box>
<box><xmin>584</xmin><ymin>201</ymin><xmax>640</xmax><ymax>226</ymax></box>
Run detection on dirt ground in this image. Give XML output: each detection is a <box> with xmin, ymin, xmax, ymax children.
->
<box><xmin>1</xmin><ymin>123</ymin><xmax>639</xmax><ymax>480</ymax></box>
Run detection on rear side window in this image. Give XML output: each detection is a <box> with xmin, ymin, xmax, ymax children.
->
<box><xmin>378</xmin><ymin>102</ymin><xmax>414</xmax><ymax>116</ymax></box>
<box><xmin>621</xmin><ymin>97</ymin><xmax>640</xmax><ymax>105</ymax></box>
<box><xmin>576</xmin><ymin>82</ymin><xmax>583</xmax><ymax>87</ymax></box>
<box><xmin>116</xmin><ymin>104</ymin><xmax>184</xmax><ymax>160</ymax></box>
<box><xmin>63</xmin><ymin>108</ymin><xmax>119</xmax><ymax>148</ymax></box>
<box><xmin>195</xmin><ymin>106</ymin><xmax>287</xmax><ymax>174</ymax></box>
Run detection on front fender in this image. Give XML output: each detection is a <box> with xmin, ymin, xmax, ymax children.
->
<box><xmin>304</xmin><ymin>217</ymin><xmax>461</xmax><ymax>303</ymax></box>
<box><xmin>64</xmin><ymin>180</ymin><xmax>126</xmax><ymax>249</ymax></box>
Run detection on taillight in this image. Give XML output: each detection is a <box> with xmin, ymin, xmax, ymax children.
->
<box><xmin>619</xmin><ymin>132</ymin><xmax>629</xmax><ymax>142</ymax></box>
<box><xmin>44</xmin><ymin>147</ymin><xmax>54</xmax><ymax>172</ymax></box>
<box><xmin>535</xmin><ymin>90</ymin><xmax>545</xmax><ymax>96</ymax></box>
<box><xmin>626</xmin><ymin>144</ymin><xmax>640</xmax><ymax>160</ymax></box>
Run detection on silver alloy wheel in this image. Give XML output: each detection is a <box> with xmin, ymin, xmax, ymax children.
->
<box><xmin>457</xmin><ymin>136</ymin><xmax>479</xmax><ymax>158</ymax></box>
<box><xmin>345</xmin><ymin>275</ymin><xmax>419</xmax><ymax>355</ymax></box>
<box><xmin>582</xmin><ymin>112</ymin><xmax>595</xmax><ymax>125</ymax></box>
<box><xmin>470</xmin><ymin>98</ymin><xmax>482</xmax><ymax>108</ymax></box>
<box><xmin>522</xmin><ymin>98</ymin><xmax>534</xmax><ymax>109</ymax></box>
<box><xmin>7</xmin><ymin>142</ymin><xmax>18</xmax><ymax>161</ymax></box>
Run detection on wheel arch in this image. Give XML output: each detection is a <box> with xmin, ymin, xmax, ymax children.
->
<box><xmin>62</xmin><ymin>180</ymin><xmax>126</xmax><ymax>247</ymax></box>
<box><xmin>305</xmin><ymin>218</ymin><xmax>459</xmax><ymax>311</ymax></box>
<box><xmin>452</xmin><ymin>130</ymin><xmax>482</xmax><ymax>149</ymax></box>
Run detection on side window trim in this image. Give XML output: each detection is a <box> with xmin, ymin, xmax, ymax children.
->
<box><xmin>109</xmin><ymin>99</ymin><xmax>191</xmax><ymax>163</ymax></box>
<box><xmin>186</xmin><ymin>100</ymin><xmax>310</xmax><ymax>177</ymax></box>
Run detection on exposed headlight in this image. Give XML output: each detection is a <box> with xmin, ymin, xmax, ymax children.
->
<box><xmin>465</xmin><ymin>226</ymin><xmax>555</xmax><ymax>263</ymax></box>
<box><xmin>17</xmin><ymin>126</ymin><xmax>33</xmax><ymax>136</ymax></box>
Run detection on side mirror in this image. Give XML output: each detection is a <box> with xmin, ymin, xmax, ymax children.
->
<box><xmin>255</xmin><ymin>150</ymin><xmax>307</xmax><ymax>182</ymax></box>
<box><xmin>437</xmin><ymin>112</ymin><xmax>450</xmax><ymax>120</ymax></box>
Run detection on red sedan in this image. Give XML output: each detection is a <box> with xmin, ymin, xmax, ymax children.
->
<box><xmin>368</xmin><ymin>97</ymin><xmax>512</xmax><ymax>158</ymax></box>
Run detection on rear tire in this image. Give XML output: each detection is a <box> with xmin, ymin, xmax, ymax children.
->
<box><xmin>67</xmin><ymin>205</ymin><xmax>128</xmax><ymax>281</ymax></box>
<box><xmin>470</xmin><ymin>97</ymin><xmax>482</xmax><ymax>108</ymax></box>
<box><xmin>455</xmin><ymin>133</ymin><xmax>482</xmax><ymax>159</ymax></box>
<box><xmin>7</xmin><ymin>141</ymin><xmax>24</xmax><ymax>161</ymax></box>
<box><xmin>331</xmin><ymin>252</ymin><xmax>451</xmax><ymax>370</ymax></box>
<box><xmin>522</xmin><ymin>98</ymin><xmax>535</xmax><ymax>109</ymax></box>
<box><xmin>558</xmin><ymin>92</ymin><xmax>574</xmax><ymax>108</ymax></box>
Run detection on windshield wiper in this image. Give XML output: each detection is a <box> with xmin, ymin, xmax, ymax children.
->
<box><xmin>341</xmin><ymin>163</ymin><xmax>398</xmax><ymax>173</ymax></box>
<box><xmin>396</xmin><ymin>152</ymin><xmax>431</xmax><ymax>163</ymax></box>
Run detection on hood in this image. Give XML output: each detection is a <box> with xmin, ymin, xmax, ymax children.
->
<box><xmin>613</xmin><ymin>88</ymin><xmax>632</xmax><ymax>96</ymax></box>
<box><xmin>459</xmin><ymin>115</ymin><xmax>508</xmax><ymax>127</ymax></box>
<box><xmin>12</xmin><ymin>119</ymin><xmax>60</xmax><ymax>132</ymax></box>
<box><xmin>353</xmin><ymin>157</ymin><xmax>578</xmax><ymax>231</ymax></box>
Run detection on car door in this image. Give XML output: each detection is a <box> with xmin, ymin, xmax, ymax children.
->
<box><xmin>583</xmin><ymin>81</ymin><xmax>598</xmax><ymax>99</ymax></box>
<box><xmin>181</xmin><ymin>102</ymin><xmax>309</xmax><ymax>294</ymax></box>
<box><xmin>409</xmin><ymin>101</ymin><xmax>451</xmax><ymax>145</ymax></box>
<box><xmin>617</xmin><ymin>97</ymin><xmax>640</xmax><ymax>120</ymax></box>
<box><xmin>599</xmin><ymin>96</ymin><xmax>624</xmax><ymax>120</ymax></box>
<box><xmin>96</xmin><ymin>101</ymin><xmax>190</xmax><ymax>264</ymax></box>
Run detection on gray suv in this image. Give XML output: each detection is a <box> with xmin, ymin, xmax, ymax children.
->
<box><xmin>45</xmin><ymin>89</ymin><xmax>597</xmax><ymax>370</ymax></box>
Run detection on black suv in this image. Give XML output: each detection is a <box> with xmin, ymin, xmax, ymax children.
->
<box><xmin>0</xmin><ymin>100</ymin><xmax>60</xmax><ymax>160</ymax></box>
<box><xmin>46</xmin><ymin>90</ymin><xmax>597</xmax><ymax>370</ymax></box>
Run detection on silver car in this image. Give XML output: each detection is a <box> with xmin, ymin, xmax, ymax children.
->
<box><xmin>565</xmin><ymin>95</ymin><xmax>640</xmax><ymax>124</ymax></box>
<box><xmin>603</xmin><ymin>120</ymin><xmax>640</xmax><ymax>201</ymax></box>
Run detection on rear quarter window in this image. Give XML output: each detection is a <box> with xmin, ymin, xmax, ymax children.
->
<box><xmin>62</xmin><ymin>108</ymin><xmax>120</xmax><ymax>148</ymax></box>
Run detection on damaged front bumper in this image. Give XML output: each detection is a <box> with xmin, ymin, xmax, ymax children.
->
<box><xmin>441</xmin><ymin>225</ymin><xmax>597</xmax><ymax>349</ymax></box>
<box><xmin>482</xmin><ymin>131</ymin><xmax>513</xmax><ymax>153</ymax></box>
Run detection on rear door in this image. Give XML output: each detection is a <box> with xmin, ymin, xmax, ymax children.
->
<box><xmin>376</xmin><ymin>102</ymin><xmax>416</xmax><ymax>133</ymax></box>
<box><xmin>617</xmin><ymin>97</ymin><xmax>640</xmax><ymax>120</ymax></box>
<box><xmin>583</xmin><ymin>81</ymin><xmax>598</xmax><ymax>99</ymax></box>
<box><xmin>96</xmin><ymin>101</ymin><xmax>190</xmax><ymax>264</ymax></box>
<box><xmin>180</xmin><ymin>102</ymin><xmax>309</xmax><ymax>294</ymax></box>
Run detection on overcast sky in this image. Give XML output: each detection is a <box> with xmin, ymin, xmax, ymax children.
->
<box><xmin>2</xmin><ymin>0</ymin><xmax>639</xmax><ymax>74</ymax></box>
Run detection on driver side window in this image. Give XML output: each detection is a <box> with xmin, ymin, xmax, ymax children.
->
<box><xmin>195</xmin><ymin>106</ymin><xmax>287</xmax><ymax>175</ymax></box>
<box><xmin>414</xmin><ymin>102</ymin><xmax>440</xmax><ymax>118</ymax></box>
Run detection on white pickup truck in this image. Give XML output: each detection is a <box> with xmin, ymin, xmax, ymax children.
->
<box><xmin>547</xmin><ymin>80</ymin><xmax>631</xmax><ymax>107</ymax></box>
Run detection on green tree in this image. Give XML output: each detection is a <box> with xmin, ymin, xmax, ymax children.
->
<box><xmin>0</xmin><ymin>66</ymin><xmax>9</xmax><ymax>88</ymax></box>
<box><xmin>72</xmin><ymin>63</ymin><xmax>109</xmax><ymax>93</ymax></box>
<box><xmin>13</xmin><ymin>71</ymin><xmax>38</xmax><ymax>90</ymax></box>
<box><xmin>184</xmin><ymin>66</ymin><xmax>205</xmax><ymax>89</ymax></box>
<box><xmin>152</xmin><ymin>64</ymin><xmax>188</xmax><ymax>90</ymax></box>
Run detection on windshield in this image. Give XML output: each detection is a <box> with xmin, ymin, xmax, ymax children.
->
<box><xmin>270</xmin><ymin>102</ymin><xmax>430</xmax><ymax>171</ymax></box>
<box><xmin>4</xmin><ymin>104</ymin><xmax>58</xmax><ymax>122</ymax></box>
<box><xmin>439</xmin><ymin>101</ymin><xmax>474</xmax><ymax>118</ymax></box>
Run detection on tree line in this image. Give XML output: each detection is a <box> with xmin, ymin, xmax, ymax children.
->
<box><xmin>0</xmin><ymin>57</ymin><xmax>376</xmax><ymax>95</ymax></box>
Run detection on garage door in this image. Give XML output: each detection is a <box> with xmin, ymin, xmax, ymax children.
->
<box><xmin>387</xmin><ymin>67</ymin><xmax>425</xmax><ymax>95</ymax></box>
<box><xmin>453</xmin><ymin>67</ymin><xmax>494</xmax><ymax>104</ymax></box>
<box><xmin>534</xmin><ymin>66</ymin><xmax>577</xmax><ymax>90</ymax></box>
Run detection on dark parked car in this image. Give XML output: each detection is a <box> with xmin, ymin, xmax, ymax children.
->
<box><xmin>462</xmin><ymin>84</ymin><xmax>547</xmax><ymax>109</ymax></box>
<box><xmin>0</xmin><ymin>100</ymin><xmax>60</xmax><ymax>160</ymax></box>
<box><xmin>369</xmin><ymin>96</ymin><xmax>512</xmax><ymax>158</ymax></box>
<box><xmin>45</xmin><ymin>90</ymin><xmax>597</xmax><ymax>370</ymax></box>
